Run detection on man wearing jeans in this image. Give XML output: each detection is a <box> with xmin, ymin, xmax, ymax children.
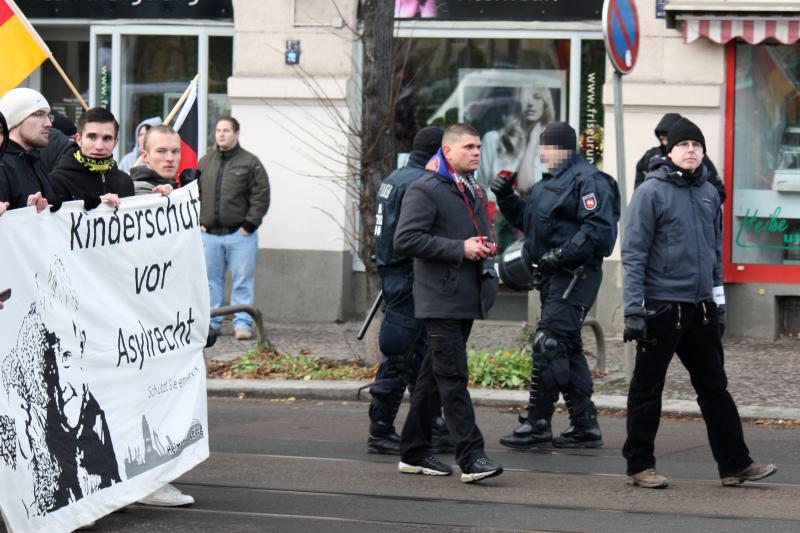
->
<box><xmin>199</xmin><ymin>117</ymin><xmax>270</xmax><ymax>340</ymax></box>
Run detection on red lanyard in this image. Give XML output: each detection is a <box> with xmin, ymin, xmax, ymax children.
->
<box><xmin>452</xmin><ymin>171</ymin><xmax>497</xmax><ymax>243</ymax></box>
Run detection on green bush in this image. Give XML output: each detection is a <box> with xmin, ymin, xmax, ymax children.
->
<box><xmin>467</xmin><ymin>346</ymin><xmax>532</xmax><ymax>390</ymax></box>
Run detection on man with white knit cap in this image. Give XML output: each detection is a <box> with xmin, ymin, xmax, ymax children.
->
<box><xmin>0</xmin><ymin>88</ymin><xmax>55</xmax><ymax>211</ymax></box>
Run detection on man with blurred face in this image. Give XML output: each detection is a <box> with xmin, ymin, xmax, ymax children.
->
<box><xmin>198</xmin><ymin>116</ymin><xmax>270</xmax><ymax>341</ymax></box>
<box><xmin>0</xmin><ymin>88</ymin><xmax>56</xmax><ymax>210</ymax></box>
<box><xmin>130</xmin><ymin>125</ymin><xmax>180</xmax><ymax>196</ymax></box>
<box><xmin>49</xmin><ymin>107</ymin><xmax>144</xmax><ymax>209</ymax></box>
<box><xmin>621</xmin><ymin>118</ymin><xmax>776</xmax><ymax>489</ymax></box>
<box><xmin>393</xmin><ymin>123</ymin><xmax>503</xmax><ymax>484</ymax></box>
<box><xmin>492</xmin><ymin>121</ymin><xmax>620</xmax><ymax>452</ymax></box>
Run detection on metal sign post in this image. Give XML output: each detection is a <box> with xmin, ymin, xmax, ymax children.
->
<box><xmin>602</xmin><ymin>0</ymin><xmax>639</xmax><ymax>382</ymax></box>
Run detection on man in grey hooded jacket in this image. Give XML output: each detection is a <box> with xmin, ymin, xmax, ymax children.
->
<box><xmin>621</xmin><ymin>118</ymin><xmax>775</xmax><ymax>490</ymax></box>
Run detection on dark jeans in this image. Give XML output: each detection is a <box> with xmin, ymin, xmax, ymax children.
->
<box><xmin>623</xmin><ymin>301</ymin><xmax>753</xmax><ymax>478</ymax></box>
<box><xmin>400</xmin><ymin>319</ymin><xmax>485</xmax><ymax>469</ymax></box>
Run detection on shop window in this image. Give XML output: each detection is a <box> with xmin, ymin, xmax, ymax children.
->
<box><xmin>731</xmin><ymin>43</ymin><xmax>800</xmax><ymax>267</ymax></box>
<box><xmin>395</xmin><ymin>38</ymin><xmax>571</xmax><ymax>190</ymax></box>
<box><xmin>207</xmin><ymin>36</ymin><xmax>233</xmax><ymax>149</ymax></box>
<box><xmin>119</xmin><ymin>35</ymin><xmax>199</xmax><ymax>157</ymax></box>
<box><xmin>42</xmin><ymin>40</ymin><xmax>90</xmax><ymax>126</ymax></box>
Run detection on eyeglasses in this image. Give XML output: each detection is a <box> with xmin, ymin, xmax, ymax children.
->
<box><xmin>674</xmin><ymin>140</ymin><xmax>703</xmax><ymax>151</ymax></box>
<box><xmin>29</xmin><ymin>111</ymin><xmax>54</xmax><ymax>123</ymax></box>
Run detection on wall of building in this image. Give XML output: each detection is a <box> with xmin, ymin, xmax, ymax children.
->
<box><xmin>229</xmin><ymin>0</ymin><xmax>360</xmax><ymax>321</ymax></box>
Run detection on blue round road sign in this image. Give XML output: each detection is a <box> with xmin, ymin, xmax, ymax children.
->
<box><xmin>603</xmin><ymin>0</ymin><xmax>640</xmax><ymax>75</ymax></box>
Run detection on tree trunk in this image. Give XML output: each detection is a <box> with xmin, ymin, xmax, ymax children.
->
<box><xmin>360</xmin><ymin>0</ymin><xmax>396</xmax><ymax>302</ymax></box>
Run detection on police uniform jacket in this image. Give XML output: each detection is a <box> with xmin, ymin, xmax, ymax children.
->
<box><xmin>373</xmin><ymin>152</ymin><xmax>430</xmax><ymax>272</ymax></box>
<box><xmin>394</xmin><ymin>171</ymin><xmax>498</xmax><ymax>320</ymax></box>
<box><xmin>622</xmin><ymin>160</ymin><xmax>722</xmax><ymax>317</ymax></box>
<box><xmin>497</xmin><ymin>153</ymin><xmax>619</xmax><ymax>270</ymax></box>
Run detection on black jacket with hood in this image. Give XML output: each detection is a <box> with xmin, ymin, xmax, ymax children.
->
<box><xmin>130</xmin><ymin>165</ymin><xmax>179</xmax><ymax>196</ymax></box>
<box><xmin>49</xmin><ymin>150</ymin><xmax>135</xmax><ymax>201</ymax></box>
<box><xmin>0</xmin><ymin>139</ymin><xmax>55</xmax><ymax>209</ymax></box>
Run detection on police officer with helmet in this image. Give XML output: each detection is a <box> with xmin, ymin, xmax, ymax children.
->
<box><xmin>492</xmin><ymin>122</ymin><xmax>620</xmax><ymax>450</ymax></box>
<box><xmin>367</xmin><ymin>126</ymin><xmax>453</xmax><ymax>455</ymax></box>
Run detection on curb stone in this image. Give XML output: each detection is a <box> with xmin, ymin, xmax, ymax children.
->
<box><xmin>206</xmin><ymin>378</ymin><xmax>800</xmax><ymax>422</ymax></box>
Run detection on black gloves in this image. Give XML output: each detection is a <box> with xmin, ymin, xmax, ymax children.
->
<box><xmin>490</xmin><ymin>170</ymin><xmax>516</xmax><ymax>199</ymax></box>
<box><xmin>717</xmin><ymin>305</ymin><xmax>726</xmax><ymax>339</ymax></box>
<box><xmin>180</xmin><ymin>168</ymin><xmax>201</xmax><ymax>187</ymax></box>
<box><xmin>623</xmin><ymin>315</ymin><xmax>647</xmax><ymax>343</ymax></box>
<box><xmin>537</xmin><ymin>248</ymin><xmax>563</xmax><ymax>274</ymax></box>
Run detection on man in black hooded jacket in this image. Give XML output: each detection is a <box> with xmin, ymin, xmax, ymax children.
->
<box><xmin>49</xmin><ymin>107</ymin><xmax>135</xmax><ymax>207</ymax></box>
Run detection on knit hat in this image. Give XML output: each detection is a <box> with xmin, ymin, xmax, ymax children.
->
<box><xmin>654</xmin><ymin>113</ymin><xmax>682</xmax><ymax>137</ymax></box>
<box><xmin>666</xmin><ymin>118</ymin><xmax>706</xmax><ymax>154</ymax></box>
<box><xmin>411</xmin><ymin>126</ymin><xmax>444</xmax><ymax>160</ymax></box>
<box><xmin>539</xmin><ymin>121</ymin><xmax>576</xmax><ymax>151</ymax></box>
<box><xmin>0</xmin><ymin>88</ymin><xmax>50</xmax><ymax>130</ymax></box>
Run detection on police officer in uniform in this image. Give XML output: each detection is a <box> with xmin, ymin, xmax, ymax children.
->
<box><xmin>492</xmin><ymin>122</ymin><xmax>620</xmax><ymax>449</ymax></box>
<box><xmin>367</xmin><ymin>126</ymin><xmax>453</xmax><ymax>455</ymax></box>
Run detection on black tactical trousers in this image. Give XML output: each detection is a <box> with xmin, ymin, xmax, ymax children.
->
<box><xmin>369</xmin><ymin>271</ymin><xmax>426</xmax><ymax>426</ymax></box>
<box><xmin>400</xmin><ymin>319</ymin><xmax>485</xmax><ymax>469</ymax></box>
<box><xmin>623</xmin><ymin>301</ymin><xmax>753</xmax><ymax>478</ymax></box>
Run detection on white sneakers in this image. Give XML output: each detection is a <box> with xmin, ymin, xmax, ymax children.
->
<box><xmin>137</xmin><ymin>484</ymin><xmax>195</xmax><ymax>507</ymax></box>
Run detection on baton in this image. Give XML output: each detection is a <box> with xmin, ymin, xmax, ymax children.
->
<box><xmin>561</xmin><ymin>266</ymin><xmax>586</xmax><ymax>300</ymax></box>
<box><xmin>357</xmin><ymin>290</ymin><xmax>383</xmax><ymax>340</ymax></box>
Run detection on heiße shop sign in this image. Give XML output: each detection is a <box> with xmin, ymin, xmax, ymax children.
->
<box><xmin>16</xmin><ymin>0</ymin><xmax>232</xmax><ymax>19</ymax></box>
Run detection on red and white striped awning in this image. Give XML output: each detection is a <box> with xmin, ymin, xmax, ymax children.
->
<box><xmin>682</xmin><ymin>17</ymin><xmax>800</xmax><ymax>45</ymax></box>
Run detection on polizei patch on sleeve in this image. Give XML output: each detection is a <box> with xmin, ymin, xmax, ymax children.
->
<box><xmin>582</xmin><ymin>193</ymin><xmax>597</xmax><ymax>211</ymax></box>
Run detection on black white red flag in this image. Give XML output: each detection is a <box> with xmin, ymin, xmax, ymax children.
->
<box><xmin>173</xmin><ymin>78</ymin><xmax>199</xmax><ymax>178</ymax></box>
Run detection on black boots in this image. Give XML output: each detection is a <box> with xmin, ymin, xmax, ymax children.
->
<box><xmin>553</xmin><ymin>395</ymin><xmax>603</xmax><ymax>449</ymax></box>
<box><xmin>500</xmin><ymin>360</ymin><xmax>555</xmax><ymax>449</ymax></box>
<box><xmin>368</xmin><ymin>420</ymin><xmax>401</xmax><ymax>455</ymax></box>
<box><xmin>499</xmin><ymin>414</ymin><xmax>553</xmax><ymax>449</ymax></box>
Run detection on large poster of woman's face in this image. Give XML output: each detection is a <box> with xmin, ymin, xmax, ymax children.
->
<box><xmin>455</xmin><ymin>69</ymin><xmax>566</xmax><ymax>196</ymax></box>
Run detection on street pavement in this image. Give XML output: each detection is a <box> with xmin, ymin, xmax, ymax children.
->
<box><xmin>79</xmin><ymin>397</ymin><xmax>800</xmax><ymax>532</ymax></box>
<box><xmin>205</xmin><ymin>320</ymin><xmax>800</xmax><ymax>420</ymax></box>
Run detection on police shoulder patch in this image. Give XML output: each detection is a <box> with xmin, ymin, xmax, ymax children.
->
<box><xmin>582</xmin><ymin>192</ymin><xmax>597</xmax><ymax>211</ymax></box>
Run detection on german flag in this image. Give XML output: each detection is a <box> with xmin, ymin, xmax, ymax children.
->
<box><xmin>0</xmin><ymin>0</ymin><xmax>48</xmax><ymax>95</ymax></box>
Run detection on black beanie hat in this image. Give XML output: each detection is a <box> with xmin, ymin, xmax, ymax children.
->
<box><xmin>411</xmin><ymin>126</ymin><xmax>445</xmax><ymax>159</ymax></box>
<box><xmin>654</xmin><ymin>112</ymin><xmax>682</xmax><ymax>137</ymax></box>
<box><xmin>539</xmin><ymin>121</ymin><xmax>576</xmax><ymax>151</ymax></box>
<box><xmin>666</xmin><ymin>118</ymin><xmax>706</xmax><ymax>154</ymax></box>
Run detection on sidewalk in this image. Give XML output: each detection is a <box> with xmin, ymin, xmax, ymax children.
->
<box><xmin>204</xmin><ymin>320</ymin><xmax>800</xmax><ymax>421</ymax></box>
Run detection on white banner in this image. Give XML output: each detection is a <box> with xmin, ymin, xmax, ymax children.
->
<box><xmin>0</xmin><ymin>183</ymin><xmax>210</xmax><ymax>533</ymax></box>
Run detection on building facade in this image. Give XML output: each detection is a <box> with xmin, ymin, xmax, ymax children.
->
<box><xmin>16</xmin><ymin>0</ymin><xmax>800</xmax><ymax>338</ymax></box>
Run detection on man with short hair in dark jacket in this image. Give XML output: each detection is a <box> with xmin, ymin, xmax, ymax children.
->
<box><xmin>130</xmin><ymin>125</ymin><xmax>181</xmax><ymax>195</ymax></box>
<box><xmin>49</xmin><ymin>107</ymin><xmax>137</xmax><ymax>207</ymax></box>
<box><xmin>367</xmin><ymin>126</ymin><xmax>453</xmax><ymax>456</ymax></box>
<box><xmin>198</xmin><ymin>116</ymin><xmax>270</xmax><ymax>341</ymax></box>
<box><xmin>622</xmin><ymin>118</ymin><xmax>775</xmax><ymax>490</ymax></box>
<box><xmin>394</xmin><ymin>123</ymin><xmax>503</xmax><ymax>484</ymax></box>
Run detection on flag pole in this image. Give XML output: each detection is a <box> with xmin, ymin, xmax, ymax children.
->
<box><xmin>131</xmin><ymin>74</ymin><xmax>199</xmax><ymax>168</ymax></box>
<box><xmin>164</xmin><ymin>74</ymin><xmax>200</xmax><ymax>126</ymax></box>
<box><xmin>6</xmin><ymin>0</ymin><xmax>88</xmax><ymax>111</ymax></box>
<box><xmin>47</xmin><ymin>55</ymin><xmax>88</xmax><ymax>111</ymax></box>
